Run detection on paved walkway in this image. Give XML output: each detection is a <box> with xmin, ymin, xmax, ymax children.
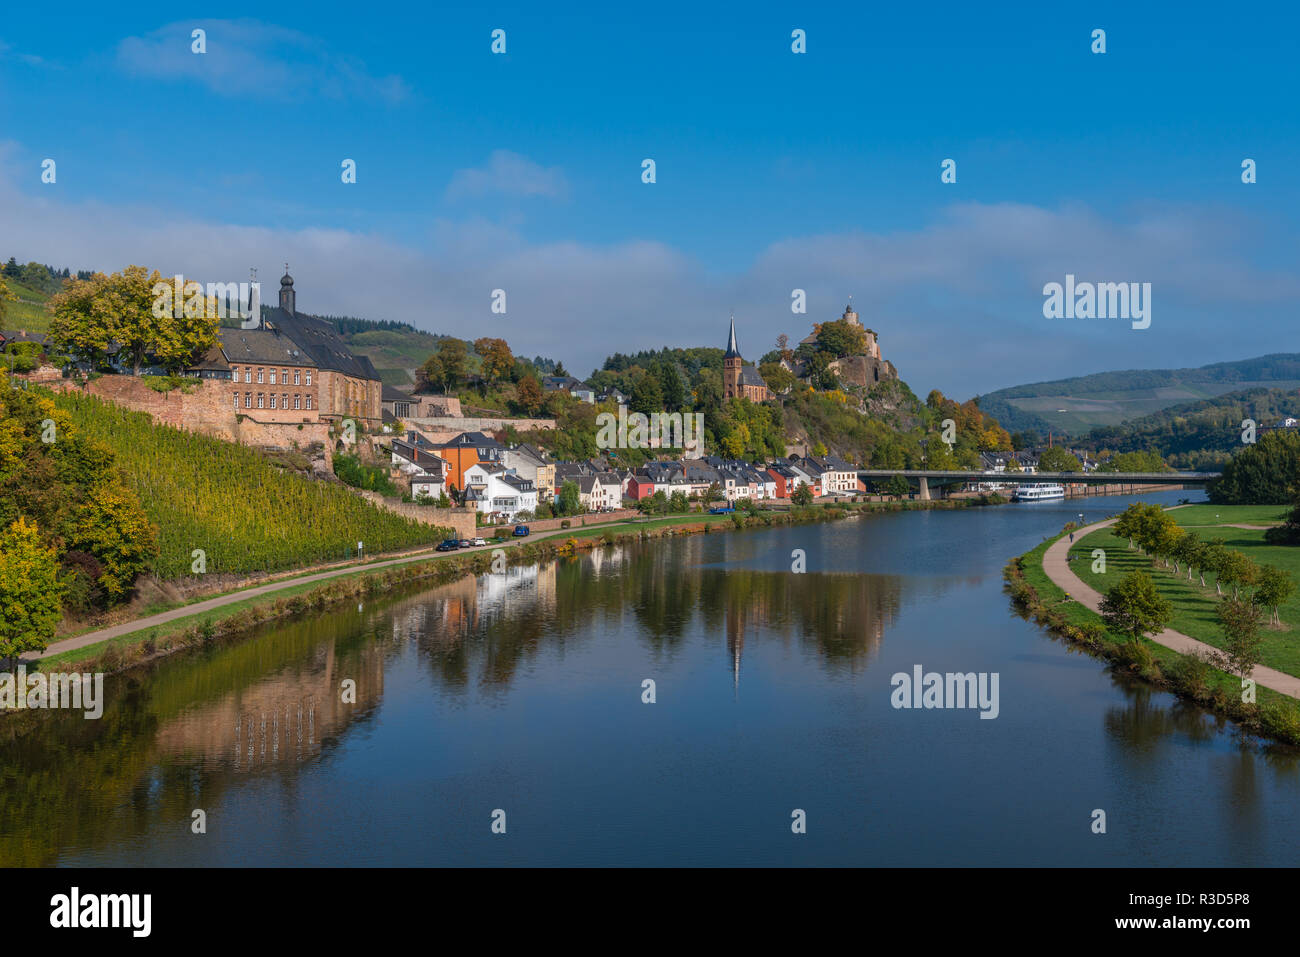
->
<box><xmin>25</xmin><ymin>518</ymin><xmax>681</xmax><ymax>662</ymax></box>
<box><xmin>1042</xmin><ymin>517</ymin><xmax>1300</xmax><ymax>698</ymax></box>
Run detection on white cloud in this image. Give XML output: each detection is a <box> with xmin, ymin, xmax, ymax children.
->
<box><xmin>116</xmin><ymin>19</ymin><xmax>408</xmax><ymax>102</ymax></box>
<box><xmin>0</xmin><ymin>146</ymin><xmax>1294</xmax><ymax>398</ymax></box>
<box><xmin>445</xmin><ymin>151</ymin><xmax>570</xmax><ymax>202</ymax></box>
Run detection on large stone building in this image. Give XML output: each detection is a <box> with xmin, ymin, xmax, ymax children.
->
<box><xmin>210</xmin><ymin>269</ymin><xmax>383</xmax><ymax>427</ymax></box>
<box><xmin>722</xmin><ymin>314</ymin><xmax>771</xmax><ymax>402</ymax></box>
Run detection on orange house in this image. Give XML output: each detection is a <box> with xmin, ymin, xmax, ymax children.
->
<box><xmin>434</xmin><ymin>431</ymin><xmax>505</xmax><ymax>493</ymax></box>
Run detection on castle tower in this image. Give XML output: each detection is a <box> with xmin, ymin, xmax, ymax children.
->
<box><xmin>842</xmin><ymin>296</ymin><xmax>860</xmax><ymax>327</ymax></box>
<box><xmin>723</xmin><ymin>313</ymin><xmax>742</xmax><ymax>400</ymax></box>
<box><xmin>279</xmin><ymin>265</ymin><xmax>295</xmax><ymax>316</ymax></box>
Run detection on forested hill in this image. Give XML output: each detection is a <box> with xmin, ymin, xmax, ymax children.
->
<box><xmin>976</xmin><ymin>354</ymin><xmax>1300</xmax><ymax>435</ymax></box>
<box><xmin>1080</xmin><ymin>386</ymin><xmax>1300</xmax><ymax>469</ymax></box>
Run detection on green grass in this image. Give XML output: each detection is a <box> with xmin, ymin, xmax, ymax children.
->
<box><xmin>1016</xmin><ymin>531</ymin><xmax>1298</xmax><ymax>712</ymax></box>
<box><xmin>1073</xmin><ymin>521</ymin><xmax>1300</xmax><ymax>676</ymax></box>
<box><xmin>1167</xmin><ymin>504</ymin><xmax>1288</xmax><ymax>527</ymax></box>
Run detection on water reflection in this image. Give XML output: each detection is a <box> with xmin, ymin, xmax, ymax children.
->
<box><xmin>2</xmin><ymin>492</ymin><xmax>1298</xmax><ymax>866</ymax></box>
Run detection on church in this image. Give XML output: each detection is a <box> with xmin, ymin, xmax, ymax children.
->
<box><xmin>722</xmin><ymin>314</ymin><xmax>772</xmax><ymax>402</ymax></box>
<box><xmin>207</xmin><ymin>269</ymin><xmax>384</xmax><ymax>427</ymax></box>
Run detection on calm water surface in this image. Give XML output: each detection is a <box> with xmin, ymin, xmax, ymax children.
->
<box><xmin>5</xmin><ymin>488</ymin><xmax>1298</xmax><ymax>866</ymax></box>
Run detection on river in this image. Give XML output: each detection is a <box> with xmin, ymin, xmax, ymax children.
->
<box><xmin>6</xmin><ymin>487</ymin><xmax>1299</xmax><ymax>867</ymax></box>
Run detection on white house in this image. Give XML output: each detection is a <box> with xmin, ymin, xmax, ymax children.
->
<box><xmin>463</xmin><ymin>462</ymin><xmax>538</xmax><ymax>521</ymax></box>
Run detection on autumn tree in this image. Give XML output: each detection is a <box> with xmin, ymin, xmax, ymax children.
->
<box><xmin>0</xmin><ymin>516</ymin><xmax>66</xmax><ymax>658</ymax></box>
<box><xmin>516</xmin><ymin>375</ymin><xmax>544</xmax><ymax>415</ymax></box>
<box><xmin>48</xmin><ymin>266</ymin><xmax>217</xmax><ymax>373</ymax></box>
<box><xmin>436</xmin><ymin>338</ymin><xmax>468</xmax><ymax>390</ymax></box>
<box><xmin>68</xmin><ymin>478</ymin><xmax>159</xmax><ymax>601</ymax></box>
<box><xmin>474</xmin><ymin>337</ymin><xmax>515</xmax><ymax>383</ymax></box>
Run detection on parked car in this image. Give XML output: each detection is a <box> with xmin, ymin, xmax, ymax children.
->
<box><xmin>471</xmin><ymin>537</ymin><xmax>488</xmax><ymax>547</ymax></box>
<box><xmin>513</xmin><ymin>525</ymin><xmax>530</xmax><ymax>537</ymax></box>
<box><xmin>436</xmin><ymin>539</ymin><xmax>460</xmax><ymax>552</ymax></box>
<box><xmin>709</xmin><ymin>506</ymin><xmax>735</xmax><ymax>514</ymax></box>
<box><xmin>458</xmin><ymin>539</ymin><xmax>474</xmax><ymax>549</ymax></box>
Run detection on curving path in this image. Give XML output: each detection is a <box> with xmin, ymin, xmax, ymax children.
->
<box><xmin>1041</xmin><ymin>517</ymin><xmax>1300</xmax><ymax>699</ymax></box>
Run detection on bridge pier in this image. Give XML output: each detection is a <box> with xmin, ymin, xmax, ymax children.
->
<box><xmin>918</xmin><ymin>476</ymin><xmax>931</xmax><ymax>501</ymax></box>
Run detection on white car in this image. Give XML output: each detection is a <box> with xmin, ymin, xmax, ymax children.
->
<box><xmin>471</xmin><ymin>537</ymin><xmax>488</xmax><ymax>547</ymax></box>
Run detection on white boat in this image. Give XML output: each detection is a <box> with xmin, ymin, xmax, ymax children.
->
<box><xmin>1012</xmin><ymin>483</ymin><xmax>1065</xmax><ymax>502</ymax></box>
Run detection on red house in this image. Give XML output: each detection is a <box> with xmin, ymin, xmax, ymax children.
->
<box><xmin>766</xmin><ymin>465</ymin><xmax>800</xmax><ymax>499</ymax></box>
<box><xmin>626</xmin><ymin>474</ymin><xmax>656</xmax><ymax>501</ymax></box>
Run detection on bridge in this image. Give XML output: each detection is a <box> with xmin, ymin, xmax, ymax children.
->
<box><xmin>855</xmin><ymin>470</ymin><xmax>1222</xmax><ymax>501</ymax></box>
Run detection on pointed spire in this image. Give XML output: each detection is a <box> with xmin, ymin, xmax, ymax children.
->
<box><xmin>724</xmin><ymin>311</ymin><xmax>741</xmax><ymax>359</ymax></box>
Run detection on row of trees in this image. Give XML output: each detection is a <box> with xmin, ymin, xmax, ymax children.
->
<box><xmin>1113</xmin><ymin>502</ymin><xmax>1294</xmax><ymax>622</ymax></box>
<box><xmin>1099</xmin><ymin>502</ymin><xmax>1297</xmax><ymax>686</ymax></box>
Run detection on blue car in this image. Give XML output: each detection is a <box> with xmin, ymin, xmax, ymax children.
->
<box><xmin>709</xmin><ymin>506</ymin><xmax>735</xmax><ymax>514</ymax></box>
<box><xmin>513</xmin><ymin>525</ymin><xmax>530</xmax><ymax>537</ymax></box>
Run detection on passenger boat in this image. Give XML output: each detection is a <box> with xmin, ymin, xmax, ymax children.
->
<box><xmin>1012</xmin><ymin>483</ymin><xmax>1065</xmax><ymax>502</ymax></box>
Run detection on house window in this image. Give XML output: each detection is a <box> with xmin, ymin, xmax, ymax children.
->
<box><xmin>244</xmin><ymin>393</ymin><xmax>251</xmax><ymax>408</ymax></box>
<box><xmin>294</xmin><ymin>369</ymin><xmax>300</xmax><ymax>385</ymax></box>
<box><xmin>294</xmin><ymin>395</ymin><xmax>301</xmax><ymax>410</ymax></box>
<box><xmin>257</xmin><ymin>394</ymin><xmax>264</xmax><ymax>409</ymax></box>
<box><xmin>305</xmin><ymin>395</ymin><xmax>312</xmax><ymax>410</ymax></box>
<box><xmin>270</xmin><ymin>370</ymin><xmax>277</xmax><ymax>385</ymax></box>
<box><xmin>257</xmin><ymin>368</ymin><xmax>264</xmax><ymax>383</ymax></box>
<box><xmin>231</xmin><ymin>367</ymin><xmax>238</xmax><ymax>380</ymax></box>
<box><xmin>305</xmin><ymin>371</ymin><xmax>312</xmax><ymax>386</ymax></box>
<box><xmin>244</xmin><ymin>369</ymin><xmax>251</xmax><ymax>383</ymax></box>
<box><xmin>232</xmin><ymin>393</ymin><xmax>239</xmax><ymax>409</ymax></box>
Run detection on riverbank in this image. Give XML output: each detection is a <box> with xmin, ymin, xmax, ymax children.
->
<box><xmin>14</xmin><ymin>495</ymin><xmax>1007</xmax><ymax>688</ymax></box>
<box><xmin>1006</xmin><ymin>523</ymin><xmax>1300</xmax><ymax>748</ymax></box>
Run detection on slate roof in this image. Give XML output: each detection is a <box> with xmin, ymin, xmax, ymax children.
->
<box><xmin>220</xmin><ymin>327</ymin><xmax>315</xmax><ymax>366</ymax></box>
<box><xmin>739</xmin><ymin>362</ymin><xmax>767</xmax><ymax>388</ymax></box>
<box><xmin>262</xmin><ymin>306</ymin><xmax>381</xmax><ymax>382</ymax></box>
<box><xmin>382</xmin><ymin>384</ymin><xmax>412</xmax><ymax>403</ymax></box>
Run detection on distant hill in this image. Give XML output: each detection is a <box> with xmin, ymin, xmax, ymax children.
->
<box><xmin>1080</xmin><ymin>386</ymin><xmax>1300</xmax><ymax>470</ymax></box>
<box><xmin>230</xmin><ymin>309</ymin><xmax>445</xmax><ymax>386</ymax></box>
<box><xmin>976</xmin><ymin>354</ymin><xmax>1300</xmax><ymax>435</ymax></box>
<box><xmin>1</xmin><ymin>279</ymin><xmax>54</xmax><ymax>335</ymax></box>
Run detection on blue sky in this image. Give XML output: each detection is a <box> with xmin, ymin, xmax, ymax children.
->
<box><xmin>2</xmin><ymin>1</ymin><xmax>1297</xmax><ymax>398</ymax></box>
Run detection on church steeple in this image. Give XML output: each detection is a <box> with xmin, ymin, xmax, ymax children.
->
<box><xmin>724</xmin><ymin>312</ymin><xmax>741</xmax><ymax>359</ymax></box>
<box><xmin>279</xmin><ymin>264</ymin><xmax>295</xmax><ymax>316</ymax></box>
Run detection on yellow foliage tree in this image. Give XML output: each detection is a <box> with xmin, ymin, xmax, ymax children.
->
<box><xmin>0</xmin><ymin>516</ymin><xmax>66</xmax><ymax>657</ymax></box>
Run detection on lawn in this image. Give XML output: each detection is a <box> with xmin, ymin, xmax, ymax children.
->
<box><xmin>1167</xmin><ymin>504</ymin><xmax>1288</xmax><ymax>527</ymax></box>
<box><xmin>1018</xmin><ymin>534</ymin><xmax>1294</xmax><ymax>709</ymax></box>
<box><xmin>1072</xmin><ymin>520</ymin><xmax>1300</xmax><ymax>676</ymax></box>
